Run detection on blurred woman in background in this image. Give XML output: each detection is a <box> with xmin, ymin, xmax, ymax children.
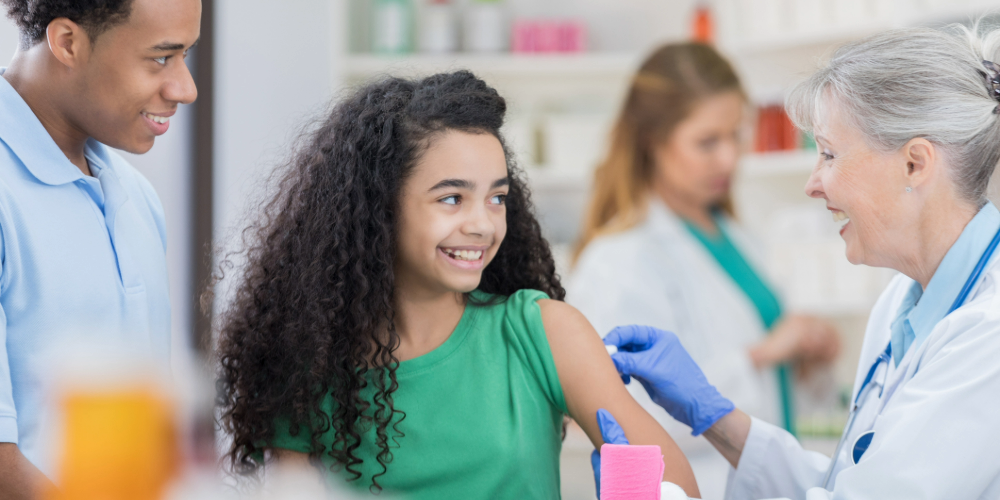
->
<box><xmin>566</xmin><ymin>43</ymin><xmax>840</xmax><ymax>498</ymax></box>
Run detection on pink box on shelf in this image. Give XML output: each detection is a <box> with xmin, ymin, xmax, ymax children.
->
<box><xmin>536</xmin><ymin>21</ymin><xmax>560</xmax><ymax>52</ymax></box>
<box><xmin>557</xmin><ymin>21</ymin><xmax>586</xmax><ymax>52</ymax></box>
<box><xmin>510</xmin><ymin>19</ymin><xmax>587</xmax><ymax>53</ymax></box>
<box><xmin>511</xmin><ymin>20</ymin><xmax>537</xmax><ymax>53</ymax></box>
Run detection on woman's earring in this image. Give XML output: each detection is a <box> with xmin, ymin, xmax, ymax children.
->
<box><xmin>905</xmin><ymin>187</ymin><xmax>912</xmax><ymax>193</ymax></box>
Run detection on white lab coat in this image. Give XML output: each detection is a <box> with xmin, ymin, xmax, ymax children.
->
<box><xmin>722</xmin><ymin>254</ymin><xmax>1000</xmax><ymax>500</ymax></box>
<box><xmin>567</xmin><ymin>199</ymin><xmax>782</xmax><ymax>500</ymax></box>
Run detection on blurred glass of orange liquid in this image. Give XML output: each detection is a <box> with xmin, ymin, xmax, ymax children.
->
<box><xmin>44</xmin><ymin>386</ymin><xmax>178</xmax><ymax>500</ymax></box>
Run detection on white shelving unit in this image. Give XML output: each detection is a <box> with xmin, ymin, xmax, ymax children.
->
<box><xmin>716</xmin><ymin>0</ymin><xmax>996</xmax><ymax>57</ymax></box>
<box><xmin>733</xmin><ymin>21</ymin><xmax>893</xmax><ymax>56</ymax></box>
<box><xmin>343</xmin><ymin>52</ymin><xmax>642</xmax><ymax>80</ymax></box>
<box><xmin>523</xmin><ymin>167</ymin><xmax>591</xmax><ymax>191</ymax></box>
<box><xmin>740</xmin><ymin>150</ymin><xmax>817</xmax><ymax>178</ymax></box>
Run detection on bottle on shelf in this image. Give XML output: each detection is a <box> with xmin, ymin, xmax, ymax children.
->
<box><xmin>754</xmin><ymin>104</ymin><xmax>799</xmax><ymax>153</ymax></box>
<box><xmin>373</xmin><ymin>0</ymin><xmax>414</xmax><ymax>54</ymax></box>
<box><xmin>800</xmin><ymin>130</ymin><xmax>817</xmax><ymax>151</ymax></box>
<box><xmin>691</xmin><ymin>2</ymin><xmax>714</xmax><ymax>44</ymax></box>
<box><xmin>464</xmin><ymin>0</ymin><xmax>507</xmax><ymax>53</ymax></box>
<box><xmin>419</xmin><ymin>0</ymin><xmax>457</xmax><ymax>54</ymax></box>
<box><xmin>347</xmin><ymin>0</ymin><xmax>372</xmax><ymax>53</ymax></box>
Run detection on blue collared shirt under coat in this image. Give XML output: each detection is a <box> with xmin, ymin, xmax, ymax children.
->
<box><xmin>0</xmin><ymin>70</ymin><xmax>171</xmax><ymax>477</ymax></box>
<box><xmin>890</xmin><ymin>202</ymin><xmax>1000</xmax><ymax>365</ymax></box>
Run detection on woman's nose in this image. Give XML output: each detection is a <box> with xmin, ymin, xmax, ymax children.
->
<box><xmin>804</xmin><ymin>164</ymin><xmax>825</xmax><ymax>199</ymax></box>
<box><xmin>719</xmin><ymin>141</ymin><xmax>740</xmax><ymax>174</ymax></box>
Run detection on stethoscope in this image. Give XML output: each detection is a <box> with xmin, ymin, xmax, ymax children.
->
<box><xmin>820</xmin><ymin>224</ymin><xmax>1000</xmax><ymax>489</ymax></box>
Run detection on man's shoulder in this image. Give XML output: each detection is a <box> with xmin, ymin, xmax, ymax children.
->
<box><xmin>0</xmin><ymin>138</ymin><xmax>31</xmax><ymax>180</ymax></box>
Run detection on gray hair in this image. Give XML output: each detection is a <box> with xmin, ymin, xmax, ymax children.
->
<box><xmin>786</xmin><ymin>20</ymin><xmax>1000</xmax><ymax>205</ymax></box>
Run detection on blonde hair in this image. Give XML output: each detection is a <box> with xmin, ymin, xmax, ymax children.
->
<box><xmin>573</xmin><ymin>43</ymin><xmax>744</xmax><ymax>264</ymax></box>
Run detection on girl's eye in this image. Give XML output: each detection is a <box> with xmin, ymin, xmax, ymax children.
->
<box><xmin>441</xmin><ymin>195</ymin><xmax>459</xmax><ymax>205</ymax></box>
<box><xmin>153</xmin><ymin>56</ymin><xmax>168</xmax><ymax>65</ymax></box>
<box><xmin>490</xmin><ymin>194</ymin><xmax>506</xmax><ymax>205</ymax></box>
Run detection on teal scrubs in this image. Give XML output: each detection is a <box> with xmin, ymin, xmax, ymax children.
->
<box><xmin>684</xmin><ymin>214</ymin><xmax>796</xmax><ymax>436</ymax></box>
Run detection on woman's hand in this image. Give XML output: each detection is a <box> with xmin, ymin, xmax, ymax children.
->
<box><xmin>749</xmin><ymin>315</ymin><xmax>841</xmax><ymax>374</ymax></box>
<box><xmin>603</xmin><ymin>325</ymin><xmax>734</xmax><ymax>436</ymax></box>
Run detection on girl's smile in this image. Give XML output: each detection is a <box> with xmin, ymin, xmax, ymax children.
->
<box><xmin>438</xmin><ymin>246</ymin><xmax>487</xmax><ymax>270</ymax></box>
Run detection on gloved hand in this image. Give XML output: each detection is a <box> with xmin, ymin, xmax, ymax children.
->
<box><xmin>590</xmin><ymin>409</ymin><xmax>628</xmax><ymax>499</ymax></box>
<box><xmin>604</xmin><ymin>325</ymin><xmax>734</xmax><ymax>436</ymax></box>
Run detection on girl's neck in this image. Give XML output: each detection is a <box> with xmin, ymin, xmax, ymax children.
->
<box><xmin>392</xmin><ymin>287</ymin><xmax>467</xmax><ymax>362</ymax></box>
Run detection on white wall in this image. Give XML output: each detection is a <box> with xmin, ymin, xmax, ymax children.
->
<box><xmin>0</xmin><ymin>12</ymin><xmax>14</xmax><ymax>57</ymax></box>
<box><xmin>0</xmin><ymin>17</ymin><xmax>195</xmax><ymax>372</ymax></box>
<box><xmin>213</xmin><ymin>0</ymin><xmax>337</xmax><ymax>251</ymax></box>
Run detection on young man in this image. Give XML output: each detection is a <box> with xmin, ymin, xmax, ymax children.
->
<box><xmin>0</xmin><ymin>0</ymin><xmax>200</xmax><ymax>497</ymax></box>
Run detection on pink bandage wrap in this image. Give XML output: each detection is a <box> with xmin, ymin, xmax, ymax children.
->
<box><xmin>599</xmin><ymin>444</ymin><xmax>664</xmax><ymax>500</ymax></box>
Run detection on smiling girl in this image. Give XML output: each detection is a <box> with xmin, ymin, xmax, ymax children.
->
<box><xmin>214</xmin><ymin>71</ymin><xmax>699</xmax><ymax>498</ymax></box>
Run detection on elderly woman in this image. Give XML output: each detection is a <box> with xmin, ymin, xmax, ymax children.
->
<box><xmin>596</xmin><ymin>22</ymin><xmax>1000</xmax><ymax>499</ymax></box>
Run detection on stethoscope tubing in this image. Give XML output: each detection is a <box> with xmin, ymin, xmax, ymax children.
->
<box><xmin>820</xmin><ymin>225</ymin><xmax>1000</xmax><ymax>489</ymax></box>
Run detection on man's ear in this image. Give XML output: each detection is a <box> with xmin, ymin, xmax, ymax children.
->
<box><xmin>902</xmin><ymin>138</ymin><xmax>937</xmax><ymax>189</ymax></box>
<box><xmin>45</xmin><ymin>18</ymin><xmax>91</xmax><ymax>68</ymax></box>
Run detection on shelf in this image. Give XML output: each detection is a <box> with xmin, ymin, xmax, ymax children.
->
<box><xmin>726</xmin><ymin>4</ymin><xmax>986</xmax><ymax>57</ymax></box>
<box><xmin>342</xmin><ymin>52</ymin><xmax>642</xmax><ymax>79</ymax></box>
<box><xmin>524</xmin><ymin>167</ymin><xmax>591</xmax><ymax>192</ymax></box>
<box><xmin>732</xmin><ymin>21</ymin><xmax>890</xmax><ymax>56</ymax></box>
<box><xmin>740</xmin><ymin>150</ymin><xmax>817</xmax><ymax>178</ymax></box>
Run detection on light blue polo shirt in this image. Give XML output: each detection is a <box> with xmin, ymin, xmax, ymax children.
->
<box><xmin>0</xmin><ymin>70</ymin><xmax>171</xmax><ymax>477</ymax></box>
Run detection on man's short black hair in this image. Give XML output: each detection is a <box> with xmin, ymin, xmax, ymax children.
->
<box><xmin>1</xmin><ymin>0</ymin><xmax>135</xmax><ymax>48</ymax></box>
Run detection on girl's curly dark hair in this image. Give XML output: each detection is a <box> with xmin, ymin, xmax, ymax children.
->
<box><xmin>214</xmin><ymin>70</ymin><xmax>565</xmax><ymax>491</ymax></box>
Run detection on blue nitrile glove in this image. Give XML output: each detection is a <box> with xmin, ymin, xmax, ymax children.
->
<box><xmin>604</xmin><ymin>325</ymin><xmax>734</xmax><ymax>436</ymax></box>
<box><xmin>590</xmin><ymin>409</ymin><xmax>628</xmax><ymax>499</ymax></box>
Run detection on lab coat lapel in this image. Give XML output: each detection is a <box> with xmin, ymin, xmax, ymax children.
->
<box><xmin>643</xmin><ymin>201</ymin><xmax>766</xmax><ymax>359</ymax></box>
<box><xmin>876</xmin><ymin>258</ymin><xmax>1000</xmax><ymax>416</ymax></box>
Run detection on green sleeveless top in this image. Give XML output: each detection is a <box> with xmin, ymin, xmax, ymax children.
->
<box><xmin>268</xmin><ymin>289</ymin><xmax>569</xmax><ymax>499</ymax></box>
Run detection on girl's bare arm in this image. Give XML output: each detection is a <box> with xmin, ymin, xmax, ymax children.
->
<box><xmin>539</xmin><ymin>299</ymin><xmax>700</xmax><ymax>498</ymax></box>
